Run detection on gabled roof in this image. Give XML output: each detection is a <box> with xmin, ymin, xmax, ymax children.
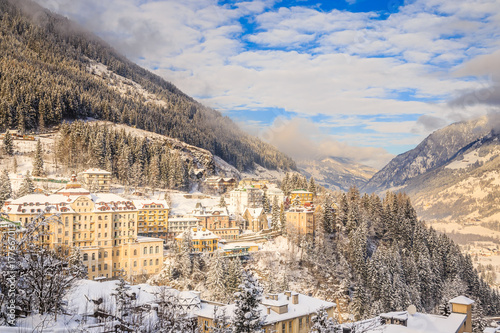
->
<box><xmin>449</xmin><ymin>296</ymin><xmax>474</xmax><ymax>305</ymax></box>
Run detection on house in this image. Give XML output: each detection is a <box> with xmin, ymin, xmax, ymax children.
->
<box><xmin>196</xmin><ymin>291</ymin><xmax>336</xmax><ymax>333</ymax></box>
<box><xmin>238</xmin><ymin>178</ymin><xmax>271</xmax><ymax>189</ymax></box>
<box><xmin>339</xmin><ymin>296</ymin><xmax>475</xmax><ymax>333</ymax></box>
<box><xmin>203</xmin><ymin>177</ymin><xmax>237</xmax><ymax>194</ymax></box>
<box><xmin>166</xmin><ymin>216</ymin><xmax>201</xmax><ymax>240</ymax></box>
<box><xmin>190</xmin><ymin>203</ymin><xmax>240</xmax><ymax>240</ymax></box>
<box><xmin>175</xmin><ymin>226</ymin><xmax>220</xmax><ymax>253</ymax></box>
<box><xmin>1</xmin><ymin>176</ymin><xmax>164</xmax><ymax>280</ymax></box>
<box><xmin>243</xmin><ymin>207</ymin><xmax>268</xmax><ymax>232</ymax></box>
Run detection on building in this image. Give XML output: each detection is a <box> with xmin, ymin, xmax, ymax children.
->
<box><xmin>1</xmin><ymin>176</ymin><xmax>163</xmax><ymax>280</ymax></box>
<box><xmin>166</xmin><ymin>216</ymin><xmax>201</xmax><ymax>240</ymax></box>
<box><xmin>339</xmin><ymin>296</ymin><xmax>474</xmax><ymax>333</ymax></box>
<box><xmin>266</xmin><ymin>186</ymin><xmax>285</xmax><ymax>206</ymax></box>
<box><xmin>190</xmin><ymin>203</ymin><xmax>240</xmax><ymax>240</ymax></box>
<box><xmin>134</xmin><ymin>200</ymin><xmax>169</xmax><ymax>240</ymax></box>
<box><xmin>289</xmin><ymin>190</ymin><xmax>313</xmax><ymax>206</ymax></box>
<box><xmin>79</xmin><ymin>168</ymin><xmax>112</xmax><ymax>192</ymax></box>
<box><xmin>229</xmin><ymin>187</ymin><xmax>264</xmax><ymax>213</ymax></box>
<box><xmin>243</xmin><ymin>207</ymin><xmax>268</xmax><ymax>232</ymax></box>
<box><xmin>197</xmin><ymin>291</ymin><xmax>336</xmax><ymax>333</ymax></box>
<box><xmin>175</xmin><ymin>226</ymin><xmax>220</xmax><ymax>253</ymax></box>
<box><xmin>203</xmin><ymin>177</ymin><xmax>237</xmax><ymax>194</ymax></box>
<box><xmin>286</xmin><ymin>207</ymin><xmax>315</xmax><ymax>235</ymax></box>
<box><xmin>238</xmin><ymin>178</ymin><xmax>271</xmax><ymax>189</ymax></box>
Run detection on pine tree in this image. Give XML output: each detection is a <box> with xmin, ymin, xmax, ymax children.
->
<box><xmin>271</xmin><ymin>196</ymin><xmax>280</xmax><ymax>230</ymax></box>
<box><xmin>308</xmin><ymin>177</ymin><xmax>317</xmax><ymax>196</ymax></box>
<box><xmin>232</xmin><ymin>271</ymin><xmax>265</xmax><ymax>333</ymax></box>
<box><xmin>0</xmin><ymin>170</ymin><xmax>12</xmax><ymax>206</ymax></box>
<box><xmin>18</xmin><ymin>170</ymin><xmax>35</xmax><ymax>197</ymax></box>
<box><xmin>111</xmin><ymin>278</ymin><xmax>134</xmax><ymax>326</ymax></box>
<box><xmin>207</xmin><ymin>251</ymin><xmax>227</xmax><ymax>303</ymax></box>
<box><xmin>225</xmin><ymin>258</ymin><xmax>243</xmax><ymax>302</ymax></box>
<box><xmin>32</xmin><ymin>139</ymin><xmax>45</xmax><ymax>177</ymax></box>
<box><xmin>279</xmin><ymin>203</ymin><xmax>286</xmax><ymax>233</ymax></box>
<box><xmin>210</xmin><ymin>306</ymin><xmax>232</xmax><ymax>333</ymax></box>
<box><xmin>262</xmin><ymin>192</ymin><xmax>270</xmax><ymax>213</ymax></box>
<box><xmin>309</xmin><ymin>306</ymin><xmax>336</xmax><ymax>333</ymax></box>
<box><xmin>219</xmin><ymin>196</ymin><xmax>227</xmax><ymax>209</ymax></box>
<box><xmin>471</xmin><ymin>302</ymin><xmax>487</xmax><ymax>333</ymax></box>
<box><xmin>3</xmin><ymin>131</ymin><xmax>13</xmax><ymax>156</ymax></box>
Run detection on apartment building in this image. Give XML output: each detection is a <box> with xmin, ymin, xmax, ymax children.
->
<box><xmin>135</xmin><ymin>199</ymin><xmax>169</xmax><ymax>240</ymax></box>
<box><xmin>79</xmin><ymin>168</ymin><xmax>112</xmax><ymax>192</ymax></box>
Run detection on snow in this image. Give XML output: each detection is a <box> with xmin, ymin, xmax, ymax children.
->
<box><xmin>449</xmin><ymin>295</ymin><xmax>474</xmax><ymax>305</ymax></box>
<box><xmin>445</xmin><ymin>150</ymin><xmax>498</xmax><ymax>170</ymax></box>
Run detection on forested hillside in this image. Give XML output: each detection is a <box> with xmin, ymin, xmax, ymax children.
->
<box><xmin>0</xmin><ymin>0</ymin><xmax>296</xmax><ymax>171</ymax></box>
<box><xmin>155</xmin><ymin>188</ymin><xmax>500</xmax><ymax>320</ymax></box>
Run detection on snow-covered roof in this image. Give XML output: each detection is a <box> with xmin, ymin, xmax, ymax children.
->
<box><xmin>133</xmin><ymin>199</ymin><xmax>169</xmax><ymax>209</ymax></box>
<box><xmin>196</xmin><ymin>291</ymin><xmax>335</xmax><ymax>325</ymax></box>
<box><xmin>449</xmin><ymin>296</ymin><xmax>474</xmax><ymax>305</ymax></box>
<box><xmin>343</xmin><ymin>311</ymin><xmax>467</xmax><ymax>333</ymax></box>
<box><xmin>175</xmin><ymin>226</ymin><xmax>220</xmax><ymax>241</ymax></box>
<box><xmin>168</xmin><ymin>217</ymin><xmax>201</xmax><ymax>222</ymax></box>
<box><xmin>136</xmin><ymin>236</ymin><xmax>164</xmax><ymax>243</ymax></box>
<box><xmin>290</xmin><ymin>189</ymin><xmax>312</xmax><ymax>194</ymax></box>
<box><xmin>244</xmin><ymin>207</ymin><xmax>264</xmax><ymax>218</ymax></box>
<box><xmin>80</xmin><ymin>168</ymin><xmax>112</xmax><ymax>175</ymax></box>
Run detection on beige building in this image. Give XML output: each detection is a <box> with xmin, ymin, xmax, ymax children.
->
<box><xmin>79</xmin><ymin>168</ymin><xmax>112</xmax><ymax>192</ymax></box>
<box><xmin>166</xmin><ymin>216</ymin><xmax>201</xmax><ymax>240</ymax></box>
<box><xmin>286</xmin><ymin>207</ymin><xmax>315</xmax><ymax>235</ymax></box>
<box><xmin>242</xmin><ymin>207</ymin><xmax>268</xmax><ymax>232</ymax></box>
<box><xmin>1</xmin><ymin>178</ymin><xmax>163</xmax><ymax>280</ymax></box>
<box><xmin>175</xmin><ymin>226</ymin><xmax>220</xmax><ymax>253</ymax></box>
<box><xmin>134</xmin><ymin>199</ymin><xmax>169</xmax><ymax>240</ymax></box>
<box><xmin>229</xmin><ymin>186</ymin><xmax>264</xmax><ymax>213</ymax></box>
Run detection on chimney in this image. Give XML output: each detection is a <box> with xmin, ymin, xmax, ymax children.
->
<box><xmin>449</xmin><ymin>296</ymin><xmax>474</xmax><ymax>333</ymax></box>
<box><xmin>292</xmin><ymin>293</ymin><xmax>299</xmax><ymax>305</ymax></box>
<box><xmin>267</xmin><ymin>306</ymin><xmax>271</xmax><ymax>315</ymax></box>
<box><xmin>284</xmin><ymin>291</ymin><xmax>292</xmax><ymax>300</ymax></box>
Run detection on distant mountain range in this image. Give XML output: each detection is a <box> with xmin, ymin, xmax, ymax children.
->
<box><xmin>298</xmin><ymin>157</ymin><xmax>377</xmax><ymax>192</ymax></box>
<box><xmin>363</xmin><ymin>116</ymin><xmax>500</xmax><ymax>222</ymax></box>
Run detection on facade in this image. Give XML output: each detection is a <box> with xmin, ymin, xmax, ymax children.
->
<box><xmin>229</xmin><ymin>187</ymin><xmax>264</xmax><ymax>213</ymax></box>
<box><xmin>134</xmin><ymin>200</ymin><xmax>169</xmax><ymax>240</ymax></box>
<box><xmin>289</xmin><ymin>190</ymin><xmax>313</xmax><ymax>206</ymax></box>
<box><xmin>166</xmin><ymin>217</ymin><xmax>201</xmax><ymax>240</ymax></box>
<box><xmin>1</xmin><ymin>178</ymin><xmax>164</xmax><ymax>280</ymax></box>
<box><xmin>286</xmin><ymin>207</ymin><xmax>315</xmax><ymax>235</ymax></box>
<box><xmin>242</xmin><ymin>207</ymin><xmax>268</xmax><ymax>232</ymax></box>
<box><xmin>79</xmin><ymin>168</ymin><xmax>112</xmax><ymax>192</ymax></box>
<box><xmin>203</xmin><ymin>177</ymin><xmax>237</xmax><ymax>194</ymax></box>
<box><xmin>175</xmin><ymin>226</ymin><xmax>220</xmax><ymax>253</ymax></box>
<box><xmin>266</xmin><ymin>186</ymin><xmax>285</xmax><ymax>205</ymax></box>
<box><xmin>238</xmin><ymin>178</ymin><xmax>271</xmax><ymax>189</ymax></box>
<box><xmin>197</xmin><ymin>291</ymin><xmax>335</xmax><ymax>333</ymax></box>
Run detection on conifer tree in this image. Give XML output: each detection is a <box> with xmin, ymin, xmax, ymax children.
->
<box><xmin>309</xmin><ymin>306</ymin><xmax>336</xmax><ymax>333</ymax></box>
<box><xmin>271</xmin><ymin>196</ymin><xmax>280</xmax><ymax>230</ymax></box>
<box><xmin>262</xmin><ymin>192</ymin><xmax>270</xmax><ymax>213</ymax></box>
<box><xmin>111</xmin><ymin>278</ymin><xmax>134</xmax><ymax>325</ymax></box>
<box><xmin>225</xmin><ymin>258</ymin><xmax>243</xmax><ymax>302</ymax></box>
<box><xmin>210</xmin><ymin>306</ymin><xmax>232</xmax><ymax>333</ymax></box>
<box><xmin>232</xmin><ymin>271</ymin><xmax>265</xmax><ymax>333</ymax></box>
<box><xmin>0</xmin><ymin>170</ymin><xmax>12</xmax><ymax>206</ymax></box>
<box><xmin>32</xmin><ymin>139</ymin><xmax>45</xmax><ymax>177</ymax></box>
<box><xmin>207</xmin><ymin>251</ymin><xmax>227</xmax><ymax>303</ymax></box>
<box><xmin>3</xmin><ymin>131</ymin><xmax>13</xmax><ymax>156</ymax></box>
<box><xmin>219</xmin><ymin>196</ymin><xmax>227</xmax><ymax>209</ymax></box>
<box><xmin>279</xmin><ymin>203</ymin><xmax>286</xmax><ymax>233</ymax></box>
<box><xmin>308</xmin><ymin>177</ymin><xmax>317</xmax><ymax>196</ymax></box>
<box><xmin>18</xmin><ymin>170</ymin><xmax>35</xmax><ymax>197</ymax></box>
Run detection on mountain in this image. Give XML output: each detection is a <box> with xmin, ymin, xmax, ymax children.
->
<box><xmin>363</xmin><ymin>115</ymin><xmax>500</xmax><ymax>221</ymax></box>
<box><xmin>298</xmin><ymin>156</ymin><xmax>377</xmax><ymax>191</ymax></box>
<box><xmin>0</xmin><ymin>0</ymin><xmax>295</xmax><ymax>173</ymax></box>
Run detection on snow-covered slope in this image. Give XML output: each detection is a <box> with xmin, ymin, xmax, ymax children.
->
<box><xmin>298</xmin><ymin>156</ymin><xmax>377</xmax><ymax>191</ymax></box>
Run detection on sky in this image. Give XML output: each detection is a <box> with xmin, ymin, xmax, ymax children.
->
<box><xmin>35</xmin><ymin>0</ymin><xmax>500</xmax><ymax>169</ymax></box>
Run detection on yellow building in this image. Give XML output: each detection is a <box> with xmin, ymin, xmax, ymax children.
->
<box><xmin>197</xmin><ymin>291</ymin><xmax>336</xmax><ymax>333</ymax></box>
<box><xmin>289</xmin><ymin>190</ymin><xmax>313</xmax><ymax>206</ymax></box>
<box><xmin>79</xmin><ymin>168</ymin><xmax>112</xmax><ymax>192</ymax></box>
<box><xmin>1</xmin><ymin>177</ymin><xmax>164</xmax><ymax>280</ymax></box>
<box><xmin>238</xmin><ymin>178</ymin><xmax>271</xmax><ymax>189</ymax></box>
<box><xmin>175</xmin><ymin>226</ymin><xmax>220</xmax><ymax>253</ymax></box>
<box><xmin>286</xmin><ymin>207</ymin><xmax>315</xmax><ymax>235</ymax></box>
<box><xmin>134</xmin><ymin>200</ymin><xmax>169</xmax><ymax>240</ymax></box>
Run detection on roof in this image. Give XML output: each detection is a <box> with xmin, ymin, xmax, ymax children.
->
<box><xmin>196</xmin><ymin>291</ymin><xmax>335</xmax><ymax>325</ymax></box>
<box><xmin>449</xmin><ymin>296</ymin><xmax>474</xmax><ymax>305</ymax></box>
<box><xmin>175</xmin><ymin>226</ymin><xmax>220</xmax><ymax>241</ymax></box>
<box><xmin>133</xmin><ymin>199</ymin><xmax>169</xmax><ymax>209</ymax></box>
<box><xmin>80</xmin><ymin>168</ymin><xmax>111</xmax><ymax>175</ymax></box>
<box><xmin>168</xmin><ymin>217</ymin><xmax>201</xmax><ymax>222</ymax></box>
<box><xmin>244</xmin><ymin>207</ymin><xmax>264</xmax><ymax>218</ymax></box>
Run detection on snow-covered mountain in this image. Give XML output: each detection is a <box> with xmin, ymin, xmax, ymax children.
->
<box><xmin>298</xmin><ymin>156</ymin><xmax>377</xmax><ymax>191</ymax></box>
<box><xmin>363</xmin><ymin>115</ymin><xmax>500</xmax><ymax>222</ymax></box>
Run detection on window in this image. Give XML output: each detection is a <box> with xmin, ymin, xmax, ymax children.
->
<box><xmin>149</xmin><ymin>246</ymin><xmax>153</xmax><ymax>254</ymax></box>
<box><xmin>144</xmin><ymin>260</ymin><xmax>147</xmax><ymax>266</ymax></box>
<box><xmin>98</xmin><ymin>264</ymin><xmax>101</xmax><ymax>271</ymax></box>
<box><xmin>133</xmin><ymin>261</ymin><xmax>137</xmax><ymax>267</ymax></box>
<box><xmin>282</xmin><ymin>323</ymin><xmax>285</xmax><ymax>333</ymax></box>
<box><xmin>83</xmin><ymin>253</ymin><xmax>88</xmax><ymax>261</ymax></box>
<box><xmin>134</xmin><ymin>249</ymin><xmax>137</xmax><ymax>256</ymax></box>
<box><xmin>92</xmin><ymin>253</ymin><xmax>95</xmax><ymax>260</ymax></box>
<box><xmin>143</xmin><ymin>247</ymin><xmax>147</xmax><ymax>255</ymax></box>
<box><xmin>92</xmin><ymin>265</ymin><xmax>95</xmax><ymax>272</ymax></box>
<box><xmin>156</xmin><ymin>259</ymin><xmax>159</xmax><ymax>265</ymax></box>
<box><xmin>289</xmin><ymin>321</ymin><xmax>292</xmax><ymax>331</ymax></box>
<box><xmin>104</xmin><ymin>264</ymin><xmax>108</xmax><ymax>270</ymax></box>
<box><xmin>104</xmin><ymin>251</ymin><xmax>108</xmax><ymax>258</ymax></box>
<box><xmin>99</xmin><ymin>252</ymin><xmax>102</xmax><ymax>259</ymax></box>
<box><xmin>150</xmin><ymin>259</ymin><xmax>153</xmax><ymax>266</ymax></box>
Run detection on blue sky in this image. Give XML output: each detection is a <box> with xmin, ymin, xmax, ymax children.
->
<box><xmin>36</xmin><ymin>0</ymin><xmax>500</xmax><ymax>168</ymax></box>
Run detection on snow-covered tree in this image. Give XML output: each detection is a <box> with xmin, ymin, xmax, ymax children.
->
<box><xmin>210</xmin><ymin>306</ymin><xmax>232</xmax><ymax>333</ymax></box>
<box><xmin>232</xmin><ymin>271</ymin><xmax>265</xmax><ymax>333</ymax></box>
<box><xmin>18</xmin><ymin>170</ymin><xmax>34</xmax><ymax>197</ymax></box>
<box><xmin>3</xmin><ymin>131</ymin><xmax>13</xmax><ymax>156</ymax></box>
<box><xmin>207</xmin><ymin>251</ymin><xmax>227</xmax><ymax>303</ymax></box>
<box><xmin>111</xmin><ymin>278</ymin><xmax>134</xmax><ymax>327</ymax></box>
<box><xmin>219</xmin><ymin>196</ymin><xmax>227</xmax><ymax>209</ymax></box>
<box><xmin>471</xmin><ymin>302</ymin><xmax>487</xmax><ymax>333</ymax></box>
<box><xmin>32</xmin><ymin>139</ymin><xmax>45</xmax><ymax>177</ymax></box>
<box><xmin>271</xmin><ymin>196</ymin><xmax>280</xmax><ymax>231</ymax></box>
<box><xmin>0</xmin><ymin>170</ymin><xmax>12</xmax><ymax>206</ymax></box>
<box><xmin>225</xmin><ymin>258</ymin><xmax>242</xmax><ymax>302</ymax></box>
<box><xmin>309</xmin><ymin>306</ymin><xmax>336</xmax><ymax>333</ymax></box>
<box><xmin>262</xmin><ymin>192</ymin><xmax>270</xmax><ymax>213</ymax></box>
<box><xmin>308</xmin><ymin>177</ymin><xmax>317</xmax><ymax>196</ymax></box>
<box><xmin>279</xmin><ymin>203</ymin><xmax>286</xmax><ymax>233</ymax></box>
